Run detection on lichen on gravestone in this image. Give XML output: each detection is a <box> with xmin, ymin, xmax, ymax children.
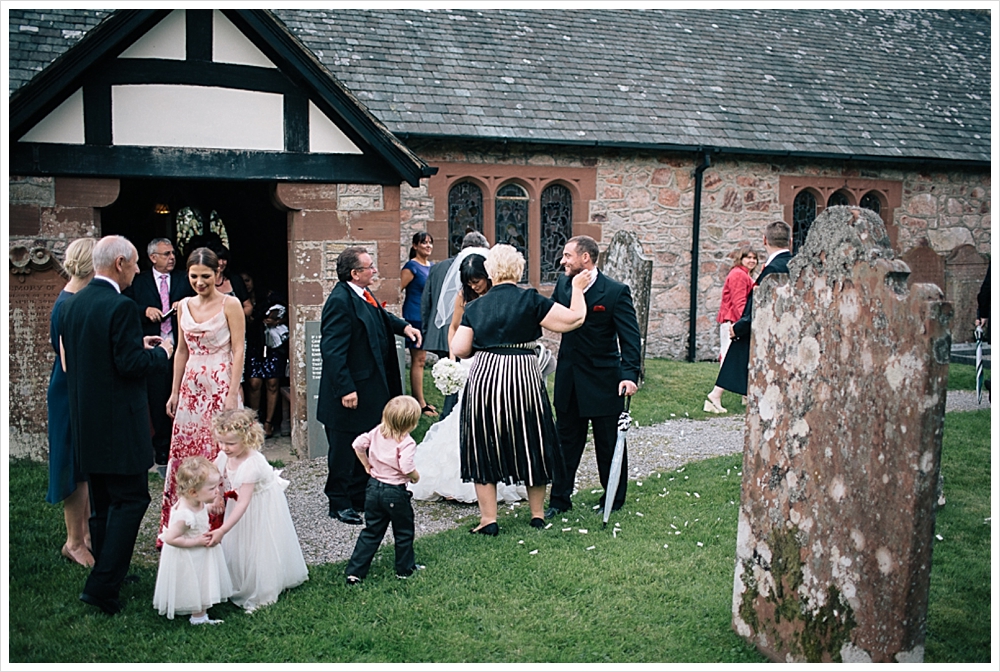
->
<box><xmin>732</xmin><ymin>206</ymin><xmax>951</xmax><ymax>663</ymax></box>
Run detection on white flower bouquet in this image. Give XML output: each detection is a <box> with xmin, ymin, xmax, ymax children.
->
<box><xmin>432</xmin><ymin>358</ymin><xmax>469</xmax><ymax>395</ymax></box>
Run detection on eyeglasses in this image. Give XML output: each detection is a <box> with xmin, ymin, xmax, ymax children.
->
<box><xmin>154</xmin><ymin>251</ymin><xmax>175</xmax><ymax>256</ymax></box>
<box><xmin>355</xmin><ymin>264</ymin><xmax>377</xmax><ymax>271</ymax></box>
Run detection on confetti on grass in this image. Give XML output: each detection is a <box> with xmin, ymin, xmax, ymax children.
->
<box><xmin>586</xmin><ymin>545</ymin><xmax>596</xmax><ymax>551</ymax></box>
<box><xmin>936</xmin><ymin>534</ymin><xmax>944</xmax><ymax>541</ymax></box>
<box><xmin>529</xmin><ymin>549</ymin><xmax>538</xmax><ymax>555</ymax></box>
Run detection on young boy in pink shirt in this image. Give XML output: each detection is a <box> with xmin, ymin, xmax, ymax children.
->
<box><xmin>346</xmin><ymin>395</ymin><xmax>423</xmax><ymax>585</ymax></box>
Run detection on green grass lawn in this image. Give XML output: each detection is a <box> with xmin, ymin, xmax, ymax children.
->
<box><xmin>8</xmin><ymin>361</ymin><xmax>990</xmax><ymax>662</ymax></box>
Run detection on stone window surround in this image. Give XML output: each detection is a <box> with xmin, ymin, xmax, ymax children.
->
<box><xmin>426</xmin><ymin>162</ymin><xmax>598</xmax><ymax>286</ymax></box>
<box><xmin>779</xmin><ymin>175</ymin><xmax>902</xmax><ymax>250</ymax></box>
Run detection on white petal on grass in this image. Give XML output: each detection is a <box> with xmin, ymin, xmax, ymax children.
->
<box><xmin>545</xmin><ymin>523</ymin><xmax>553</xmax><ymax>529</ymax></box>
<box><xmin>579</xmin><ymin>529</ymin><xmax>588</xmax><ymax>534</ymax></box>
<box><xmin>663</xmin><ymin>544</ymin><xmax>669</xmax><ymax>548</ymax></box>
<box><xmin>635</xmin><ymin>512</ymin><xmax>644</xmax><ymax>517</ymax></box>
<box><xmin>936</xmin><ymin>534</ymin><xmax>944</xmax><ymax>541</ymax></box>
<box><xmin>694</xmin><ymin>492</ymin><xmax>700</xmax><ymax>498</ymax></box>
<box><xmin>586</xmin><ymin>545</ymin><xmax>596</xmax><ymax>551</ymax></box>
<box><xmin>562</xmin><ymin>527</ymin><xmax>572</xmax><ymax>532</ymax></box>
<box><xmin>697</xmin><ymin>542</ymin><xmax>704</xmax><ymax>547</ymax></box>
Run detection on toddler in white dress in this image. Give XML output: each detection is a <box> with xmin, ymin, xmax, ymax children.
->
<box><xmin>152</xmin><ymin>456</ymin><xmax>233</xmax><ymax>624</ymax></box>
<box><xmin>209</xmin><ymin>408</ymin><xmax>308</xmax><ymax>612</ymax></box>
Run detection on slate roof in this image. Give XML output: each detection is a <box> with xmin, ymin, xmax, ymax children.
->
<box><xmin>9</xmin><ymin>9</ymin><xmax>991</xmax><ymax>164</ymax></box>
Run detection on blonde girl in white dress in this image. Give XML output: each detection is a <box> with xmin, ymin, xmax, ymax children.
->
<box><xmin>209</xmin><ymin>408</ymin><xmax>308</xmax><ymax>612</ymax></box>
<box><xmin>153</xmin><ymin>456</ymin><xmax>233</xmax><ymax>624</ymax></box>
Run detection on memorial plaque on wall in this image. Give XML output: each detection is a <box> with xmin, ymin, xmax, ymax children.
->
<box><xmin>304</xmin><ymin>321</ymin><xmax>408</xmax><ymax>460</ymax></box>
<box><xmin>304</xmin><ymin>321</ymin><xmax>328</xmax><ymax>459</ymax></box>
<box><xmin>8</xmin><ymin>268</ymin><xmax>64</xmax><ymax>459</ymax></box>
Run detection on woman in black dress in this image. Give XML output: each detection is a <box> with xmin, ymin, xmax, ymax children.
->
<box><xmin>450</xmin><ymin>244</ymin><xmax>592</xmax><ymax>534</ymax></box>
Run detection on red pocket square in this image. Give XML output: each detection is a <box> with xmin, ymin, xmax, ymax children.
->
<box><xmin>593</xmin><ymin>305</ymin><xmax>606</xmax><ymax>312</ymax></box>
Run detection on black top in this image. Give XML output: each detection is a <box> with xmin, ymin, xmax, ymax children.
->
<box><xmin>461</xmin><ymin>283</ymin><xmax>554</xmax><ymax>351</ymax></box>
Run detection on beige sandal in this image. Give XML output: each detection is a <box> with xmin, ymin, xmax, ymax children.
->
<box><xmin>704</xmin><ymin>397</ymin><xmax>727</xmax><ymax>414</ymax></box>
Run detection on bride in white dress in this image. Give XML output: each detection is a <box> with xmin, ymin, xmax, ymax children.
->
<box><xmin>410</xmin><ymin>250</ymin><xmax>537</xmax><ymax>504</ymax></box>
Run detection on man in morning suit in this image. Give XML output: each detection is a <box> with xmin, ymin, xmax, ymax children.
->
<box><xmin>318</xmin><ymin>247</ymin><xmax>422</xmax><ymax>525</ymax></box>
<box><xmin>706</xmin><ymin>220</ymin><xmax>793</xmax><ymax>411</ymax></box>
<box><xmin>59</xmin><ymin>235</ymin><xmax>174</xmax><ymax>614</ymax></box>
<box><xmin>123</xmin><ymin>237</ymin><xmax>193</xmax><ymax>465</ymax></box>
<box><xmin>546</xmin><ymin>235</ymin><xmax>642</xmax><ymax>518</ymax></box>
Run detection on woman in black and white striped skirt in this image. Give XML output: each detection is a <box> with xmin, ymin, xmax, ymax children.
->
<box><xmin>450</xmin><ymin>244</ymin><xmax>592</xmax><ymax>535</ymax></box>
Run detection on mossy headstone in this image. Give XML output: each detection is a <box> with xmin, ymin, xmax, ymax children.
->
<box><xmin>731</xmin><ymin>207</ymin><xmax>951</xmax><ymax>663</ymax></box>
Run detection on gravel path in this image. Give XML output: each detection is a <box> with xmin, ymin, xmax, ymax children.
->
<box><xmin>134</xmin><ymin>390</ymin><xmax>988</xmax><ymax>567</ymax></box>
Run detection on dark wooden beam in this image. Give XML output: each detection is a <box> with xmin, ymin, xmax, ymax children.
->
<box><xmin>186</xmin><ymin>9</ymin><xmax>213</xmax><ymax>62</ymax></box>
<box><xmin>11</xmin><ymin>143</ymin><xmax>401</xmax><ymax>184</ymax></box>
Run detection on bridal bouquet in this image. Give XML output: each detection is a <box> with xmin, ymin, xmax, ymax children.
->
<box><xmin>432</xmin><ymin>358</ymin><xmax>468</xmax><ymax>395</ymax></box>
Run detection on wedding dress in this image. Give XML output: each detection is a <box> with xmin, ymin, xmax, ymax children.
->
<box><xmin>409</xmin><ymin>356</ymin><xmax>527</xmax><ymax>503</ymax></box>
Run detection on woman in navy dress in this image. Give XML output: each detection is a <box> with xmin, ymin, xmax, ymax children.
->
<box><xmin>401</xmin><ymin>231</ymin><xmax>436</xmax><ymax>416</ymax></box>
<box><xmin>450</xmin><ymin>244</ymin><xmax>592</xmax><ymax>535</ymax></box>
<box><xmin>47</xmin><ymin>237</ymin><xmax>97</xmax><ymax>567</ymax></box>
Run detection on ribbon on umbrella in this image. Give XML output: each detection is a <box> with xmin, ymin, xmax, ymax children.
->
<box><xmin>603</xmin><ymin>396</ymin><xmax>632</xmax><ymax>528</ymax></box>
<box><xmin>975</xmin><ymin>325</ymin><xmax>984</xmax><ymax>404</ymax></box>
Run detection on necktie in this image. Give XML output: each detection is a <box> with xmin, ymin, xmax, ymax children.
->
<box><xmin>159</xmin><ymin>274</ymin><xmax>172</xmax><ymax>338</ymax></box>
<box><xmin>363</xmin><ymin>289</ymin><xmax>379</xmax><ymax>308</ymax></box>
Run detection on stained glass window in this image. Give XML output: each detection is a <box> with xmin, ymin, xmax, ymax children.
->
<box><xmin>792</xmin><ymin>190</ymin><xmax>817</xmax><ymax>254</ymax></box>
<box><xmin>447</xmin><ymin>182</ymin><xmax>483</xmax><ymax>256</ymax></box>
<box><xmin>495</xmin><ymin>183</ymin><xmax>530</xmax><ymax>282</ymax></box>
<box><xmin>540</xmin><ymin>184</ymin><xmax>572</xmax><ymax>283</ymax></box>
<box><xmin>827</xmin><ymin>190</ymin><xmax>851</xmax><ymax>207</ymax></box>
<box><xmin>860</xmin><ymin>191</ymin><xmax>882</xmax><ymax>215</ymax></box>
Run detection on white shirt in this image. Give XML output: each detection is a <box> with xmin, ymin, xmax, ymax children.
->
<box><xmin>94</xmin><ymin>274</ymin><xmax>120</xmax><ymax>293</ymax></box>
<box><xmin>583</xmin><ymin>268</ymin><xmax>599</xmax><ymax>293</ymax></box>
<box><xmin>347</xmin><ymin>281</ymin><xmax>368</xmax><ymax>299</ymax></box>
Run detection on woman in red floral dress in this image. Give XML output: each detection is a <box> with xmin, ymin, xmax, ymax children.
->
<box><xmin>159</xmin><ymin>247</ymin><xmax>245</xmax><ymax>540</ymax></box>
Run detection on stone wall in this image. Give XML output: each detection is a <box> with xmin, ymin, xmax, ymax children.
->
<box><xmin>8</xmin><ymin>176</ymin><xmax>117</xmax><ymax>459</ymax></box>
<box><xmin>404</xmin><ymin>140</ymin><xmax>990</xmax><ymax>360</ymax></box>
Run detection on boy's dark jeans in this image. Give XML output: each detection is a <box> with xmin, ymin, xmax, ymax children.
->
<box><xmin>346</xmin><ymin>478</ymin><xmax>416</xmax><ymax>578</ymax></box>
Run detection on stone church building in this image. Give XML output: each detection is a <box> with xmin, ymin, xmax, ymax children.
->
<box><xmin>8</xmin><ymin>9</ymin><xmax>991</xmax><ymax>458</ymax></box>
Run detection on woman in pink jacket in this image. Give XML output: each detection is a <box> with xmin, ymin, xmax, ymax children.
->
<box><xmin>705</xmin><ymin>245</ymin><xmax>757</xmax><ymax>413</ymax></box>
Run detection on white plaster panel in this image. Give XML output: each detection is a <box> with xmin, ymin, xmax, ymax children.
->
<box><xmin>19</xmin><ymin>88</ymin><xmax>85</xmax><ymax>144</ymax></box>
<box><xmin>112</xmin><ymin>84</ymin><xmax>284</xmax><ymax>150</ymax></box>
<box><xmin>213</xmin><ymin>9</ymin><xmax>275</xmax><ymax>68</ymax></box>
<box><xmin>309</xmin><ymin>101</ymin><xmax>363</xmax><ymax>154</ymax></box>
<box><xmin>119</xmin><ymin>9</ymin><xmax>186</xmax><ymax>60</ymax></box>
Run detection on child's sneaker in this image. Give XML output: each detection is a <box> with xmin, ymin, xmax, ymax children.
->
<box><xmin>396</xmin><ymin>564</ymin><xmax>426</xmax><ymax>579</ymax></box>
<box><xmin>346</xmin><ymin>575</ymin><xmax>363</xmax><ymax>586</ymax></box>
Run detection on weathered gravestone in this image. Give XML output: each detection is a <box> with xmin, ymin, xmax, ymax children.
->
<box><xmin>599</xmin><ymin>230</ymin><xmax>652</xmax><ymax>381</ymax></box>
<box><xmin>732</xmin><ymin>207</ymin><xmax>952</xmax><ymax>663</ymax></box>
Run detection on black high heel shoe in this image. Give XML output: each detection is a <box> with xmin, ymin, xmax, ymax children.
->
<box><xmin>470</xmin><ymin>522</ymin><xmax>499</xmax><ymax>536</ymax></box>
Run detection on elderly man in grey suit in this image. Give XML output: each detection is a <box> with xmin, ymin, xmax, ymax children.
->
<box><xmin>60</xmin><ymin>235</ymin><xmax>173</xmax><ymax>614</ymax></box>
<box><xmin>420</xmin><ymin>231</ymin><xmax>489</xmax><ymax>419</ymax></box>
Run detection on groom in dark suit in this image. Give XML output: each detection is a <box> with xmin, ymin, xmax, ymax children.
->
<box><xmin>547</xmin><ymin>235</ymin><xmax>642</xmax><ymax>518</ymax></box>
<box><xmin>124</xmin><ymin>237</ymin><xmax>193</xmax><ymax>465</ymax></box>
<box><xmin>318</xmin><ymin>247</ymin><xmax>421</xmax><ymax>524</ymax></box>
<box><xmin>59</xmin><ymin>235</ymin><xmax>173</xmax><ymax>614</ymax></box>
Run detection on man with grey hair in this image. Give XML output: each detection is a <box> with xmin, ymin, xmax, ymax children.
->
<box><xmin>60</xmin><ymin>235</ymin><xmax>173</xmax><ymax>614</ymax></box>
<box><xmin>124</xmin><ymin>237</ymin><xmax>192</xmax><ymax>465</ymax></box>
<box><xmin>420</xmin><ymin>230</ymin><xmax>490</xmax><ymax>418</ymax></box>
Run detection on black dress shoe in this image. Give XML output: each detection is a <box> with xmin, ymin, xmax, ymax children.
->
<box><xmin>122</xmin><ymin>574</ymin><xmax>140</xmax><ymax>585</ymax></box>
<box><xmin>470</xmin><ymin>522</ymin><xmax>499</xmax><ymax>536</ymax></box>
<box><xmin>331</xmin><ymin>508</ymin><xmax>363</xmax><ymax>525</ymax></box>
<box><xmin>544</xmin><ymin>506</ymin><xmax>569</xmax><ymax>520</ymax></box>
<box><xmin>80</xmin><ymin>592</ymin><xmax>123</xmax><ymax>615</ymax></box>
<box><xmin>529</xmin><ymin>517</ymin><xmax>545</xmax><ymax>529</ymax></box>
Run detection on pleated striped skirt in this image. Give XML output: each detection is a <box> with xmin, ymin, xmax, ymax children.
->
<box><xmin>459</xmin><ymin>350</ymin><xmax>557</xmax><ymax>487</ymax></box>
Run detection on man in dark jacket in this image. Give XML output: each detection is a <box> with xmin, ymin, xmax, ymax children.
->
<box><xmin>60</xmin><ymin>235</ymin><xmax>173</xmax><ymax>614</ymax></box>
<box><xmin>317</xmin><ymin>247</ymin><xmax>421</xmax><ymax>524</ymax></box>
<box><xmin>547</xmin><ymin>235</ymin><xmax>642</xmax><ymax>517</ymax></box>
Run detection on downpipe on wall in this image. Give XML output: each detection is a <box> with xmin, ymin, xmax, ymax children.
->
<box><xmin>687</xmin><ymin>149</ymin><xmax>711</xmax><ymax>362</ymax></box>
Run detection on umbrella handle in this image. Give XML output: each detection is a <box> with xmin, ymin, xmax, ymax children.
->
<box><xmin>624</xmin><ymin>395</ymin><xmax>631</xmax><ymax>413</ymax></box>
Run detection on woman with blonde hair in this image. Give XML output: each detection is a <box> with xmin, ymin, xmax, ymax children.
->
<box><xmin>47</xmin><ymin>237</ymin><xmax>97</xmax><ymax>566</ymax></box>
<box><xmin>450</xmin><ymin>244</ymin><xmax>592</xmax><ymax>534</ymax></box>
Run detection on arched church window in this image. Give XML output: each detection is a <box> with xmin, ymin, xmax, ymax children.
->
<box><xmin>447</xmin><ymin>181</ymin><xmax>483</xmax><ymax>256</ymax></box>
<box><xmin>860</xmin><ymin>191</ymin><xmax>882</xmax><ymax>216</ymax></box>
<box><xmin>495</xmin><ymin>183</ymin><xmax>529</xmax><ymax>282</ymax></box>
<box><xmin>827</xmin><ymin>190</ymin><xmax>851</xmax><ymax>207</ymax></box>
<box><xmin>792</xmin><ymin>190</ymin><xmax>817</xmax><ymax>254</ymax></box>
<box><xmin>540</xmin><ymin>184</ymin><xmax>572</xmax><ymax>283</ymax></box>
